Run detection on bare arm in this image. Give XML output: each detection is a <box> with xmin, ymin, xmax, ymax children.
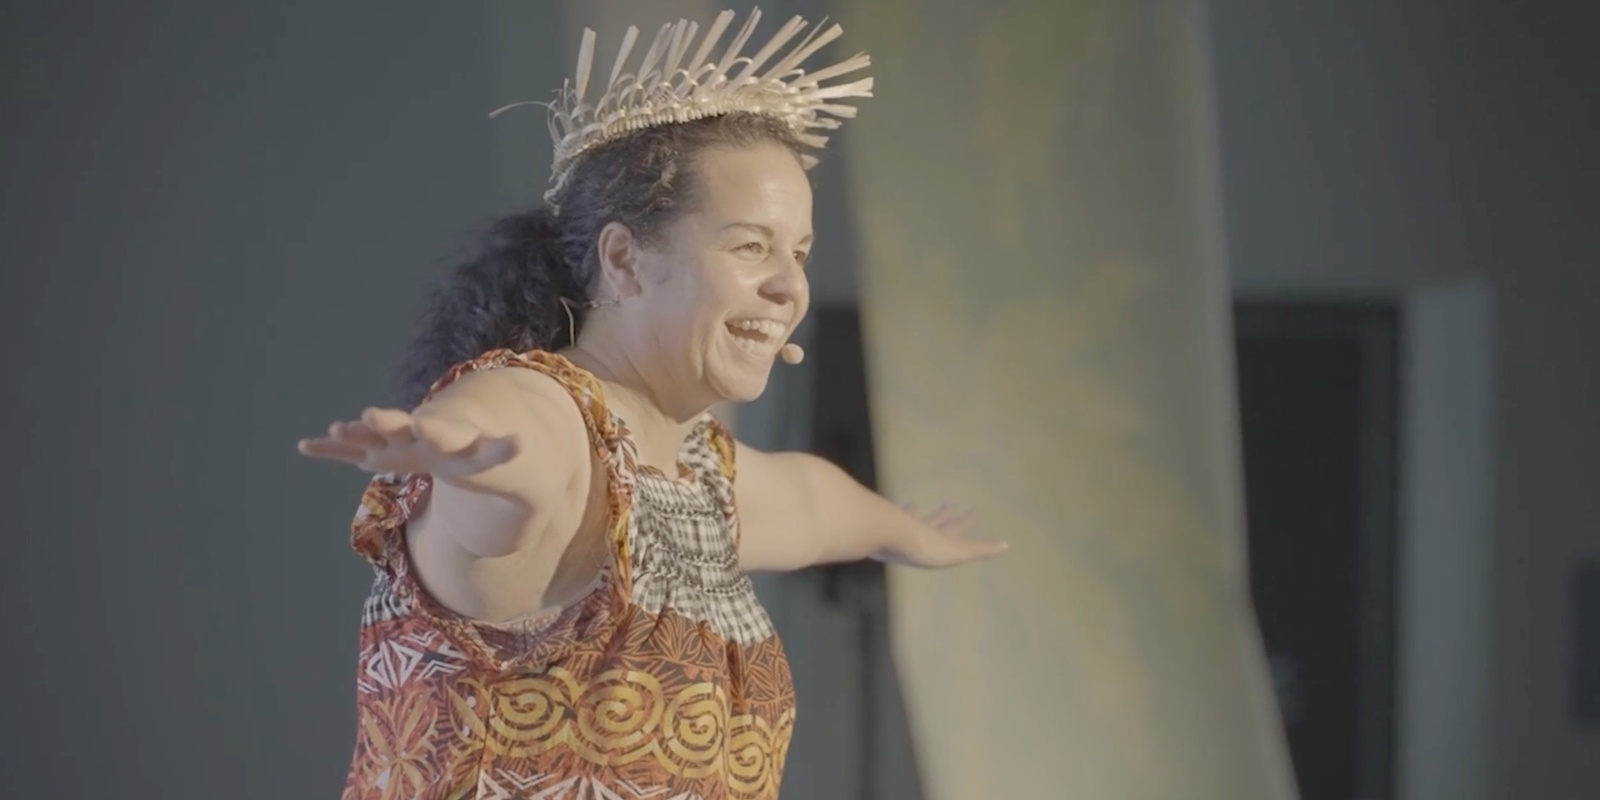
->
<box><xmin>299</xmin><ymin>367</ymin><xmax>589</xmax><ymax>558</ymax></box>
<box><xmin>408</xmin><ymin>369</ymin><xmax>590</xmax><ymax>557</ymax></box>
<box><xmin>735</xmin><ymin>445</ymin><xmax>1007</xmax><ymax>573</ymax></box>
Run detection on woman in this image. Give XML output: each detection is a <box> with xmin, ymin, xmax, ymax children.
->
<box><xmin>299</xmin><ymin>10</ymin><xmax>1005</xmax><ymax>799</ymax></box>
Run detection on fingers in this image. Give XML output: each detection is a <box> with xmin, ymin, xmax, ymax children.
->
<box><xmin>296</xmin><ymin>408</ymin><xmax>415</xmax><ymax>468</ymax></box>
<box><xmin>907</xmin><ymin>502</ymin><xmax>977</xmax><ymax>535</ymax></box>
<box><xmin>298</xmin><ymin>407</ymin><xmax>517</xmax><ymax>480</ymax></box>
<box><xmin>328</xmin><ymin>420</ymin><xmax>385</xmax><ymax>449</ymax></box>
<box><xmin>410</xmin><ymin>416</ymin><xmax>520</xmax><ymax>474</ymax></box>
<box><xmin>900</xmin><ymin>501</ymin><xmax>947</xmax><ymax>520</ymax></box>
<box><xmin>962</xmin><ymin>538</ymin><xmax>1009</xmax><ymax>559</ymax></box>
<box><xmin>361</xmin><ymin>408</ymin><xmax>417</xmax><ymax>444</ymax></box>
<box><xmin>297</xmin><ymin>437</ymin><xmax>366</xmax><ymax>463</ymax></box>
<box><xmin>937</xmin><ymin>507</ymin><xmax>978</xmax><ymax>535</ymax></box>
<box><xmin>410</xmin><ymin>415</ymin><xmax>478</xmax><ymax>455</ymax></box>
<box><xmin>424</xmin><ymin>420</ymin><xmax>522</xmax><ymax>470</ymax></box>
<box><xmin>926</xmin><ymin>536</ymin><xmax>1008</xmax><ymax>569</ymax></box>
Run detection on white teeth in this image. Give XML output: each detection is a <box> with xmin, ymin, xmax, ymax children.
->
<box><xmin>729</xmin><ymin>334</ymin><xmax>781</xmax><ymax>357</ymax></box>
<box><xmin>728</xmin><ymin>318</ymin><xmax>786</xmax><ymax>339</ymax></box>
<box><xmin>725</xmin><ymin>318</ymin><xmax>786</xmax><ymax>358</ymax></box>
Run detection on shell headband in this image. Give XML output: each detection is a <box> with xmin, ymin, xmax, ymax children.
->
<box><xmin>491</xmin><ymin>8</ymin><xmax>874</xmax><ymax>203</ymax></box>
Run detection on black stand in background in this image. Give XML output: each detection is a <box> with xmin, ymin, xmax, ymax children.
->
<box><xmin>807</xmin><ymin>306</ymin><xmax>925</xmax><ymax>800</ymax></box>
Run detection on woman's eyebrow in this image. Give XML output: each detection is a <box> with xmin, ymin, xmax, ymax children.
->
<box><xmin>720</xmin><ymin>221</ymin><xmax>775</xmax><ymax>237</ymax></box>
<box><xmin>720</xmin><ymin>221</ymin><xmax>815</xmax><ymax>244</ymax></box>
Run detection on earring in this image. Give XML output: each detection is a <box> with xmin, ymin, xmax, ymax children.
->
<box><xmin>557</xmin><ymin>296</ymin><xmax>619</xmax><ymax>347</ymax></box>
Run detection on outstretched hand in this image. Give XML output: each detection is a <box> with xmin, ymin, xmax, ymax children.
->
<box><xmin>297</xmin><ymin>408</ymin><xmax>519</xmax><ymax>479</ymax></box>
<box><xmin>875</xmin><ymin>503</ymin><xmax>1008</xmax><ymax>569</ymax></box>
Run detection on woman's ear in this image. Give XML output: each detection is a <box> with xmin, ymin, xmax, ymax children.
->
<box><xmin>595</xmin><ymin>220</ymin><xmax>644</xmax><ymax>300</ymax></box>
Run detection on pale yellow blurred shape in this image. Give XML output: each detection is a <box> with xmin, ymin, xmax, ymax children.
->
<box><xmin>834</xmin><ymin>0</ymin><xmax>1295</xmax><ymax>797</ymax></box>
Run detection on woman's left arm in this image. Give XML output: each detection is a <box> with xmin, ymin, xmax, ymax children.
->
<box><xmin>734</xmin><ymin>444</ymin><xmax>1008</xmax><ymax>573</ymax></box>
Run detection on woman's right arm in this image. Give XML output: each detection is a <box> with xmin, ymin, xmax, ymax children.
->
<box><xmin>298</xmin><ymin>367</ymin><xmax>589</xmax><ymax>557</ymax></box>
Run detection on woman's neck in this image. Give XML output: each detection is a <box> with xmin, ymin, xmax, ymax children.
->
<box><xmin>560</xmin><ymin>344</ymin><xmax>707</xmax><ymax>471</ymax></box>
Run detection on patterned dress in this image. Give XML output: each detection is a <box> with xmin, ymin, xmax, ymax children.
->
<box><xmin>343</xmin><ymin>350</ymin><xmax>795</xmax><ymax>800</ymax></box>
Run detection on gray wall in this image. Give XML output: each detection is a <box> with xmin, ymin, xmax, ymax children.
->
<box><xmin>1465</xmin><ymin>7</ymin><xmax>1600</xmax><ymax>798</ymax></box>
<box><xmin>0</xmin><ymin>3</ymin><xmax>558</xmax><ymax>797</ymax></box>
<box><xmin>1210</xmin><ymin>0</ymin><xmax>1488</xmax><ymax>295</ymax></box>
<box><xmin>1212</xmin><ymin>0</ymin><xmax>1600</xmax><ymax>797</ymax></box>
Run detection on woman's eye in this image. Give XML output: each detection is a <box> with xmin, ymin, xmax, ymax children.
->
<box><xmin>794</xmin><ymin>251</ymin><xmax>810</xmax><ymax>266</ymax></box>
<box><xmin>737</xmin><ymin>242</ymin><xmax>768</xmax><ymax>256</ymax></box>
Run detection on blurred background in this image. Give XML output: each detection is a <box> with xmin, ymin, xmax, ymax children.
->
<box><xmin>1</xmin><ymin>0</ymin><xmax>1594</xmax><ymax>798</ymax></box>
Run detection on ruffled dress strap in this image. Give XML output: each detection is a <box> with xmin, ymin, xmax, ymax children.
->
<box><xmin>346</xmin><ymin>348</ymin><xmax>641</xmax><ymax>668</ymax></box>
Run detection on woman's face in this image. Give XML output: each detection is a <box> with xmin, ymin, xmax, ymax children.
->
<box><xmin>625</xmin><ymin>142</ymin><xmax>813</xmax><ymax>406</ymax></box>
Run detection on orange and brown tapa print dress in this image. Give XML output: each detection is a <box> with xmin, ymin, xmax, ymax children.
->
<box><xmin>342</xmin><ymin>350</ymin><xmax>795</xmax><ymax>800</ymax></box>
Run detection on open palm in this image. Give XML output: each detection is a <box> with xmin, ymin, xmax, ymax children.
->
<box><xmin>297</xmin><ymin>408</ymin><xmax>518</xmax><ymax>479</ymax></box>
<box><xmin>877</xmin><ymin>503</ymin><xmax>1008</xmax><ymax>569</ymax></box>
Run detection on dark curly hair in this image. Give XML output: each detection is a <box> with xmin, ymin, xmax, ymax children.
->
<box><xmin>398</xmin><ymin>112</ymin><xmax>808</xmax><ymax>406</ymax></box>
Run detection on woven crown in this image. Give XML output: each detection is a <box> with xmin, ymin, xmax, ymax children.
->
<box><xmin>491</xmin><ymin>8</ymin><xmax>873</xmax><ymax>203</ymax></box>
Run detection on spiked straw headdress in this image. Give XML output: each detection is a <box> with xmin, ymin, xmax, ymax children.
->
<box><xmin>490</xmin><ymin>8</ymin><xmax>874</xmax><ymax>203</ymax></box>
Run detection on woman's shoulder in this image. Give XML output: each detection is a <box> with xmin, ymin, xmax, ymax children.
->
<box><xmin>422</xmin><ymin>349</ymin><xmax>589</xmax><ymax>399</ymax></box>
<box><xmin>416</xmin><ymin>350</ymin><xmax>597</xmax><ymax>447</ymax></box>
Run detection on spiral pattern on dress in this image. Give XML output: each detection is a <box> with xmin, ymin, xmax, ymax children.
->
<box><xmin>487</xmin><ymin>674</ymin><xmax>578</xmax><ymax>757</ymax></box>
<box><xmin>726</xmin><ymin>714</ymin><xmax>777</xmax><ymax>798</ymax></box>
<box><xmin>572</xmin><ymin>669</ymin><xmax>666</xmax><ymax>763</ymax></box>
<box><xmin>660</xmin><ymin>682</ymin><xmax>729</xmax><ymax>778</ymax></box>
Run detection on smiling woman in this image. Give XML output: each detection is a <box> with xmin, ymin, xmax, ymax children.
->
<box><xmin>569</xmin><ymin>141</ymin><xmax>816</xmax><ymax>412</ymax></box>
<box><xmin>296</xmin><ymin>8</ymin><xmax>1004</xmax><ymax>799</ymax></box>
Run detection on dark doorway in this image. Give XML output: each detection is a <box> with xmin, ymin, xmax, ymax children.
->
<box><xmin>1234</xmin><ymin>302</ymin><xmax>1400</xmax><ymax>800</ymax></box>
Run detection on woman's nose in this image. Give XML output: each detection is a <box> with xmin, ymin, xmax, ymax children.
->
<box><xmin>761</xmin><ymin>254</ymin><xmax>808</xmax><ymax>305</ymax></box>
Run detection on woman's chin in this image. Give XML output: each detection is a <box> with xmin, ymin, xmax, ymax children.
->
<box><xmin>711</xmin><ymin>374</ymin><xmax>770</xmax><ymax>405</ymax></box>
<box><xmin>706</xmin><ymin>362</ymin><xmax>773</xmax><ymax>404</ymax></box>
<box><xmin>706</xmin><ymin>338</ymin><xmax>778</xmax><ymax>403</ymax></box>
